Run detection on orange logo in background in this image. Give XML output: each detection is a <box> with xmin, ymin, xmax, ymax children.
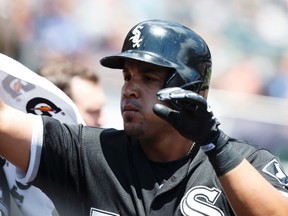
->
<box><xmin>2</xmin><ymin>73</ymin><xmax>35</xmax><ymax>98</ymax></box>
<box><xmin>26</xmin><ymin>97</ymin><xmax>63</xmax><ymax>117</ymax></box>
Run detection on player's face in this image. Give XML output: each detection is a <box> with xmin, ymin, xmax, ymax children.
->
<box><xmin>70</xmin><ymin>77</ymin><xmax>106</xmax><ymax>127</ymax></box>
<box><xmin>121</xmin><ymin>59</ymin><xmax>172</xmax><ymax>138</ymax></box>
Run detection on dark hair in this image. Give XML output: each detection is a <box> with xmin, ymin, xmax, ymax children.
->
<box><xmin>38</xmin><ymin>61</ymin><xmax>99</xmax><ymax>98</ymax></box>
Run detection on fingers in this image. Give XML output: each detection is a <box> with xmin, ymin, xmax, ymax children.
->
<box><xmin>153</xmin><ymin>104</ymin><xmax>178</xmax><ymax>125</ymax></box>
<box><xmin>157</xmin><ymin>87</ymin><xmax>208</xmax><ymax>111</ymax></box>
<box><xmin>156</xmin><ymin>87</ymin><xmax>182</xmax><ymax>101</ymax></box>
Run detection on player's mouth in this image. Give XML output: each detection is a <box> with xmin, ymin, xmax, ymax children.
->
<box><xmin>121</xmin><ymin>102</ymin><xmax>140</xmax><ymax>117</ymax></box>
<box><xmin>122</xmin><ymin>104</ymin><xmax>138</xmax><ymax>113</ymax></box>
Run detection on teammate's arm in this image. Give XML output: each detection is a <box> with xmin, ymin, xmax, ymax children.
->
<box><xmin>0</xmin><ymin>99</ymin><xmax>34</xmax><ymax>173</ymax></box>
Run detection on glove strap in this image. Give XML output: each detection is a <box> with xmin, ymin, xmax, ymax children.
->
<box><xmin>200</xmin><ymin>131</ymin><xmax>244</xmax><ymax>176</ymax></box>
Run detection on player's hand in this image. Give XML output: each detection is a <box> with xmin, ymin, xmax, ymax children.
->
<box><xmin>153</xmin><ymin>87</ymin><xmax>244</xmax><ymax>176</ymax></box>
<box><xmin>153</xmin><ymin>87</ymin><xmax>220</xmax><ymax>145</ymax></box>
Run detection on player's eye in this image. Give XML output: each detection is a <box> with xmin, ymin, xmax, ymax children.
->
<box><xmin>123</xmin><ymin>74</ymin><xmax>131</xmax><ymax>81</ymax></box>
<box><xmin>122</xmin><ymin>69</ymin><xmax>131</xmax><ymax>81</ymax></box>
<box><xmin>144</xmin><ymin>76</ymin><xmax>155</xmax><ymax>81</ymax></box>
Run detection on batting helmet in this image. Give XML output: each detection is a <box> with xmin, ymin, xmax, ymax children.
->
<box><xmin>100</xmin><ymin>19</ymin><xmax>212</xmax><ymax>93</ymax></box>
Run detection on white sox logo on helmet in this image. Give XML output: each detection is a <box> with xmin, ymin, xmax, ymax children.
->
<box><xmin>129</xmin><ymin>25</ymin><xmax>143</xmax><ymax>48</ymax></box>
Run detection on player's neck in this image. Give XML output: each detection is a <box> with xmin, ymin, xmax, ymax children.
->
<box><xmin>139</xmin><ymin>133</ymin><xmax>193</xmax><ymax>162</ymax></box>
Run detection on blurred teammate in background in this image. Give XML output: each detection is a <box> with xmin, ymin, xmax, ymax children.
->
<box><xmin>38</xmin><ymin>61</ymin><xmax>106</xmax><ymax>127</ymax></box>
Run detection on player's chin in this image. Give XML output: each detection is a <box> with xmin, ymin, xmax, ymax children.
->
<box><xmin>123</xmin><ymin>122</ymin><xmax>142</xmax><ymax>137</ymax></box>
<box><xmin>123</xmin><ymin>117</ymin><xmax>138</xmax><ymax>127</ymax></box>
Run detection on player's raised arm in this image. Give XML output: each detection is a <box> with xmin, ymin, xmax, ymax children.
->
<box><xmin>154</xmin><ymin>87</ymin><xmax>288</xmax><ymax>215</ymax></box>
<box><xmin>219</xmin><ymin>159</ymin><xmax>288</xmax><ymax>215</ymax></box>
<box><xmin>0</xmin><ymin>99</ymin><xmax>35</xmax><ymax>173</ymax></box>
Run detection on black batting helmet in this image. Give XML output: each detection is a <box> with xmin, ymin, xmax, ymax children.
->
<box><xmin>100</xmin><ymin>19</ymin><xmax>212</xmax><ymax>94</ymax></box>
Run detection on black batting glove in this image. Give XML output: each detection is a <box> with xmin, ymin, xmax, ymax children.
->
<box><xmin>153</xmin><ymin>87</ymin><xmax>244</xmax><ymax>176</ymax></box>
<box><xmin>153</xmin><ymin>87</ymin><xmax>220</xmax><ymax>146</ymax></box>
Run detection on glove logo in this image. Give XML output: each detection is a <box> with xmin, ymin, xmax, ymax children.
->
<box><xmin>26</xmin><ymin>97</ymin><xmax>63</xmax><ymax>117</ymax></box>
<box><xmin>129</xmin><ymin>25</ymin><xmax>143</xmax><ymax>48</ymax></box>
<box><xmin>180</xmin><ymin>186</ymin><xmax>224</xmax><ymax>216</ymax></box>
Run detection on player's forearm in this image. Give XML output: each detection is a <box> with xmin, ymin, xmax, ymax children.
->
<box><xmin>0</xmin><ymin>99</ymin><xmax>32</xmax><ymax>172</ymax></box>
<box><xmin>219</xmin><ymin>159</ymin><xmax>288</xmax><ymax>216</ymax></box>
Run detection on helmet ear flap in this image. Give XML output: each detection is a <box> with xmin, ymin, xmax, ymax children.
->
<box><xmin>164</xmin><ymin>70</ymin><xmax>184</xmax><ymax>88</ymax></box>
<box><xmin>164</xmin><ymin>70</ymin><xmax>203</xmax><ymax>93</ymax></box>
<box><xmin>181</xmin><ymin>81</ymin><xmax>203</xmax><ymax>93</ymax></box>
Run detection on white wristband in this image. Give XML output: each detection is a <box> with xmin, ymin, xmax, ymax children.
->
<box><xmin>200</xmin><ymin>143</ymin><xmax>215</xmax><ymax>152</ymax></box>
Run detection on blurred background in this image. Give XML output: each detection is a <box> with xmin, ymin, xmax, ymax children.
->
<box><xmin>1</xmin><ymin>0</ymin><xmax>288</xmax><ymax>168</ymax></box>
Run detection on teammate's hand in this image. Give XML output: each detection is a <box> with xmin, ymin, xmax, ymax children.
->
<box><xmin>153</xmin><ymin>87</ymin><xmax>220</xmax><ymax>145</ymax></box>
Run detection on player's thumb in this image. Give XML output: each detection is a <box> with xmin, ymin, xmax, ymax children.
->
<box><xmin>153</xmin><ymin>103</ymin><xmax>178</xmax><ymax>125</ymax></box>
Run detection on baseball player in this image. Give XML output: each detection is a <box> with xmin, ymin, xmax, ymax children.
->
<box><xmin>0</xmin><ymin>19</ymin><xmax>288</xmax><ymax>215</ymax></box>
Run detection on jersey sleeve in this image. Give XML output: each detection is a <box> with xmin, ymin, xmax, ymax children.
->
<box><xmin>16</xmin><ymin>114</ymin><xmax>43</xmax><ymax>183</ymax></box>
<box><xmin>36</xmin><ymin>116</ymin><xmax>84</xmax><ymax>183</ymax></box>
<box><xmin>32</xmin><ymin>116</ymin><xmax>91</xmax><ymax>212</ymax></box>
<box><xmin>246</xmin><ymin>147</ymin><xmax>288</xmax><ymax>196</ymax></box>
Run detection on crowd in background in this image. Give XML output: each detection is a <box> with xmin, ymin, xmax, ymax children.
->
<box><xmin>1</xmin><ymin>0</ymin><xmax>288</xmax><ymax>97</ymax></box>
<box><xmin>1</xmin><ymin>0</ymin><xmax>288</xmax><ymax>164</ymax></box>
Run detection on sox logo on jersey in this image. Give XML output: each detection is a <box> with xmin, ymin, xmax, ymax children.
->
<box><xmin>180</xmin><ymin>186</ymin><xmax>224</xmax><ymax>216</ymax></box>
